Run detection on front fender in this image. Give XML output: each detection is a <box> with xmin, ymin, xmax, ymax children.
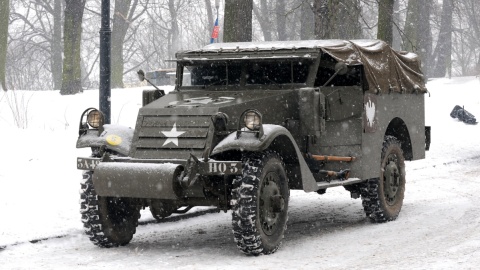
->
<box><xmin>212</xmin><ymin>124</ymin><xmax>318</xmax><ymax>192</ymax></box>
<box><xmin>212</xmin><ymin>125</ymin><xmax>287</xmax><ymax>154</ymax></box>
<box><xmin>76</xmin><ymin>124</ymin><xmax>134</xmax><ymax>156</ymax></box>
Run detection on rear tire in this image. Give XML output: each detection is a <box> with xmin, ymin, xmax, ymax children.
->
<box><xmin>80</xmin><ymin>171</ymin><xmax>141</xmax><ymax>247</ymax></box>
<box><xmin>231</xmin><ymin>151</ymin><xmax>289</xmax><ymax>255</ymax></box>
<box><xmin>361</xmin><ymin>136</ymin><xmax>406</xmax><ymax>222</ymax></box>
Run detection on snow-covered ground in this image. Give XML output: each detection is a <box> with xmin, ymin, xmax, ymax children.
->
<box><xmin>0</xmin><ymin>77</ymin><xmax>479</xmax><ymax>269</ymax></box>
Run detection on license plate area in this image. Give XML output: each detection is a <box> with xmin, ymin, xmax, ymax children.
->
<box><xmin>200</xmin><ymin>161</ymin><xmax>242</xmax><ymax>175</ymax></box>
<box><xmin>77</xmin><ymin>157</ymin><xmax>101</xmax><ymax>170</ymax></box>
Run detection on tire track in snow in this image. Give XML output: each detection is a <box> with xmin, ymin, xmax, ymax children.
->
<box><xmin>0</xmin><ymin>208</ymin><xmax>218</xmax><ymax>251</ymax></box>
<box><xmin>410</xmin><ymin>155</ymin><xmax>480</xmax><ymax>171</ymax></box>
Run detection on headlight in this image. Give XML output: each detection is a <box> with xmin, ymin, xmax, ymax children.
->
<box><xmin>87</xmin><ymin>109</ymin><xmax>103</xmax><ymax>128</ymax></box>
<box><xmin>236</xmin><ymin>109</ymin><xmax>264</xmax><ymax>139</ymax></box>
<box><xmin>244</xmin><ymin>110</ymin><xmax>261</xmax><ymax>130</ymax></box>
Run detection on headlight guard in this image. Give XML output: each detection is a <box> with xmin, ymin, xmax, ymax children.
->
<box><xmin>236</xmin><ymin>109</ymin><xmax>264</xmax><ymax>139</ymax></box>
<box><xmin>79</xmin><ymin>108</ymin><xmax>105</xmax><ymax>135</ymax></box>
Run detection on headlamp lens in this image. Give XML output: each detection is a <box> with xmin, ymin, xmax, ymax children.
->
<box><xmin>244</xmin><ymin>111</ymin><xmax>260</xmax><ymax>130</ymax></box>
<box><xmin>87</xmin><ymin>110</ymin><xmax>102</xmax><ymax>128</ymax></box>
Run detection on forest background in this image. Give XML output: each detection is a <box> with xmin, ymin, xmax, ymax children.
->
<box><xmin>0</xmin><ymin>0</ymin><xmax>478</xmax><ymax>95</ymax></box>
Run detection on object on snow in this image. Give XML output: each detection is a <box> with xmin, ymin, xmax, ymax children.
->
<box><xmin>450</xmin><ymin>105</ymin><xmax>477</xmax><ymax>124</ymax></box>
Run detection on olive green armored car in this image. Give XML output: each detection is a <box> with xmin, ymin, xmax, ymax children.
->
<box><xmin>77</xmin><ymin>40</ymin><xmax>430</xmax><ymax>255</ymax></box>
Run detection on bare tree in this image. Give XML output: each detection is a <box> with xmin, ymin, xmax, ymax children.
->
<box><xmin>253</xmin><ymin>0</ymin><xmax>272</xmax><ymax>41</ymax></box>
<box><xmin>314</xmin><ymin>0</ymin><xmax>329</xmax><ymax>39</ymax></box>
<box><xmin>52</xmin><ymin>0</ymin><xmax>63</xmax><ymax>90</ymax></box>
<box><xmin>392</xmin><ymin>0</ymin><xmax>402</xmax><ymax>50</ymax></box>
<box><xmin>224</xmin><ymin>0</ymin><xmax>253</xmax><ymax>42</ymax></box>
<box><xmin>0</xmin><ymin>0</ymin><xmax>9</xmax><ymax>91</ymax></box>
<box><xmin>377</xmin><ymin>0</ymin><xmax>395</xmax><ymax>45</ymax></box>
<box><xmin>33</xmin><ymin>0</ymin><xmax>63</xmax><ymax>89</ymax></box>
<box><xmin>314</xmin><ymin>0</ymin><xmax>363</xmax><ymax>40</ymax></box>
<box><xmin>61</xmin><ymin>0</ymin><xmax>86</xmax><ymax>95</ymax></box>
<box><xmin>404</xmin><ymin>0</ymin><xmax>432</xmax><ymax>75</ymax></box>
<box><xmin>205</xmin><ymin>0</ymin><xmax>214</xmax><ymax>34</ymax></box>
<box><xmin>111</xmin><ymin>0</ymin><xmax>148</xmax><ymax>88</ymax></box>
<box><xmin>8</xmin><ymin>0</ymin><xmax>62</xmax><ymax>90</ymax></box>
<box><xmin>168</xmin><ymin>0</ymin><xmax>180</xmax><ymax>57</ymax></box>
<box><xmin>276</xmin><ymin>0</ymin><xmax>287</xmax><ymax>40</ymax></box>
<box><xmin>462</xmin><ymin>0</ymin><xmax>480</xmax><ymax>75</ymax></box>
<box><xmin>6</xmin><ymin>0</ymin><xmax>480</xmax><ymax>92</ymax></box>
<box><xmin>133</xmin><ymin>0</ymin><xmax>212</xmax><ymax>76</ymax></box>
<box><xmin>300</xmin><ymin>0</ymin><xmax>314</xmax><ymax>40</ymax></box>
<box><xmin>432</xmin><ymin>0</ymin><xmax>453</xmax><ymax>78</ymax></box>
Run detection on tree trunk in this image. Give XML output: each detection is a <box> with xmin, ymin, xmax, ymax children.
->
<box><xmin>61</xmin><ymin>0</ymin><xmax>86</xmax><ymax>95</ymax></box>
<box><xmin>276</xmin><ymin>0</ymin><xmax>287</xmax><ymax>40</ymax></box>
<box><xmin>463</xmin><ymin>0</ymin><xmax>480</xmax><ymax>76</ymax></box>
<box><xmin>52</xmin><ymin>0</ymin><xmax>62</xmax><ymax>90</ymax></box>
<box><xmin>403</xmin><ymin>1</ymin><xmax>417</xmax><ymax>52</ymax></box>
<box><xmin>224</xmin><ymin>0</ymin><xmax>252</xmax><ymax>42</ymax></box>
<box><xmin>314</xmin><ymin>0</ymin><xmax>330</xmax><ymax>39</ymax></box>
<box><xmin>377</xmin><ymin>0</ymin><xmax>394</xmax><ymax>45</ymax></box>
<box><xmin>392</xmin><ymin>0</ymin><xmax>401</xmax><ymax>50</ymax></box>
<box><xmin>404</xmin><ymin>0</ymin><xmax>432</xmax><ymax>75</ymax></box>
<box><xmin>432</xmin><ymin>0</ymin><xmax>453</xmax><ymax>78</ymax></box>
<box><xmin>168</xmin><ymin>0</ymin><xmax>179</xmax><ymax>61</ymax></box>
<box><xmin>111</xmin><ymin>0</ymin><xmax>133</xmax><ymax>89</ymax></box>
<box><xmin>300</xmin><ymin>1</ymin><xmax>314</xmax><ymax>40</ymax></box>
<box><xmin>0</xmin><ymin>0</ymin><xmax>9</xmax><ymax>91</ymax></box>
<box><xmin>205</xmin><ymin>0</ymin><xmax>214</xmax><ymax>33</ymax></box>
<box><xmin>334</xmin><ymin>0</ymin><xmax>362</xmax><ymax>39</ymax></box>
<box><xmin>314</xmin><ymin>0</ymin><xmax>362</xmax><ymax>40</ymax></box>
<box><xmin>253</xmin><ymin>0</ymin><xmax>272</xmax><ymax>41</ymax></box>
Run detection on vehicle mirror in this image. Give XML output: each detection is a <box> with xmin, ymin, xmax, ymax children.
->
<box><xmin>137</xmin><ymin>70</ymin><xmax>146</xmax><ymax>82</ymax></box>
<box><xmin>322</xmin><ymin>61</ymin><xmax>350</xmax><ymax>87</ymax></box>
<box><xmin>334</xmin><ymin>62</ymin><xmax>348</xmax><ymax>75</ymax></box>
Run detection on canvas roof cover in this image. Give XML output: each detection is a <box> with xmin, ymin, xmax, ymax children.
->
<box><xmin>179</xmin><ymin>40</ymin><xmax>427</xmax><ymax>94</ymax></box>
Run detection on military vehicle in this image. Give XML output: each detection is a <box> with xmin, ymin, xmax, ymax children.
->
<box><xmin>77</xmin><ymin>40</ymin><xmax>430</xmax><ymax>255</ymax></box>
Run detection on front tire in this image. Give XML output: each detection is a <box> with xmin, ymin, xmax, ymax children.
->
<box><xmin>80</xmin><ymin>171</ymin><xmax>141</xmax><ymax>247</ymax></box>
<box><xmin>231</xmin><ymin>151</ymin><xmax>289</xmax><ymax>255</ymax></box>
<box><xmin>361</xmin><ymin>136</ymin><xmax>406</xmax><ymax>222</ymax></box>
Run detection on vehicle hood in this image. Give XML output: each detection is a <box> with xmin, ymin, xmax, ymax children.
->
<box><xmin>130</xmin><ymin>90</ymin><xmax>297</xmax><ymax>160</ymax></box>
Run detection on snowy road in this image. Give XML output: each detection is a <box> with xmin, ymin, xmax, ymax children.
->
<box><xmin>1</xmin><ymin>77</ymin><xmax>479</xmax><ymax>269</ymax></box>
<box><xmin>2</xmin><ymin>158</ymin><xmax>480</xmax><ymax>269</ymax></box>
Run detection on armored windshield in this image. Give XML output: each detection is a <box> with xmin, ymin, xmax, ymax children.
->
<box><xmin>179</xmin><ymin>59</ymin><xmax>311</xmax><ymax>88</ymax></box>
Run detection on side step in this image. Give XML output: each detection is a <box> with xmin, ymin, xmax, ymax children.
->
<box><xmin>316</xmin><ymin>178</ymin><xmax>365</xmax><ymax>189</ymax></box>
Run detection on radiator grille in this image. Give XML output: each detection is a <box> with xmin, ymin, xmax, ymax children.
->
<box><xmin>132</xmin><ymin>115</ymin><xmax>211</xmax><ymax>159</ymax></box>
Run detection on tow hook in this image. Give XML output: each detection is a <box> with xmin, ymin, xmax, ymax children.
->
<box><xmin>180</xmin><ymin>154</ymin><xmax>200</xmax><ymax>188</ymax></box>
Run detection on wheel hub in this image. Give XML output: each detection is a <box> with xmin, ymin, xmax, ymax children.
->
<box><xmin>259</xmin><ymin>172</ymin><xmax>284</xmax><ymax>236</ymax></box>
<box><xmin>383</xmin><ymin>155</ymin><xmax>400</xmax><ymax>204</ymax></box>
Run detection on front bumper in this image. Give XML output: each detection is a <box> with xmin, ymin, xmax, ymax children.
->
<box><xmin>77</xmin><ymin>157</ymin><xmax>242</xmax><ymax>199</ymax></box>
<box><xmin>77</xmin><ymin>157</ymin><xmax>242</xmax><ymax>175</ymax></box>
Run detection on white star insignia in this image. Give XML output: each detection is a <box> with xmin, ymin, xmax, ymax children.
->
<box><xmin>161</xmin><ymin>123</ymin><xmax>185</xmax><ymax>146</ymax></box>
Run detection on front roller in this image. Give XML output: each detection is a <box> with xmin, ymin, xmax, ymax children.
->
<box><xmin>231</xmin><ymin>150</ymin><xmax>290</xmax><ymax>255</ymax></box>
<box><xmin>92</xmin><ymin>162</ymin><xmax>184</xmax><ymax>199</ymax></box>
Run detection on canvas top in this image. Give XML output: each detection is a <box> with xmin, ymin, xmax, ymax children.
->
<box><xmin>177</xmin><ymin>39</ymin><xmax>427</xmax><ymax>94</ymax></box>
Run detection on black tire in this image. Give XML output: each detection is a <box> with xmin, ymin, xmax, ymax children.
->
<box><xmin>80</xmin><ymin>171</ymin><xmax>141</xmax><ymax>247</ymax></box>
<box><xmin>149</xmin><ymin>200</ymin><xmax>177</xmax><ymax>221</ymax></box>
<box><xmin>361</xmin><ymin>136</ymin><xmax>406</xmax><ymax>222</ymax></box>
<box><xmin>231</xmin><ymin>151</ymin><xmax>289</xmax><ymax>255</ymax></box>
